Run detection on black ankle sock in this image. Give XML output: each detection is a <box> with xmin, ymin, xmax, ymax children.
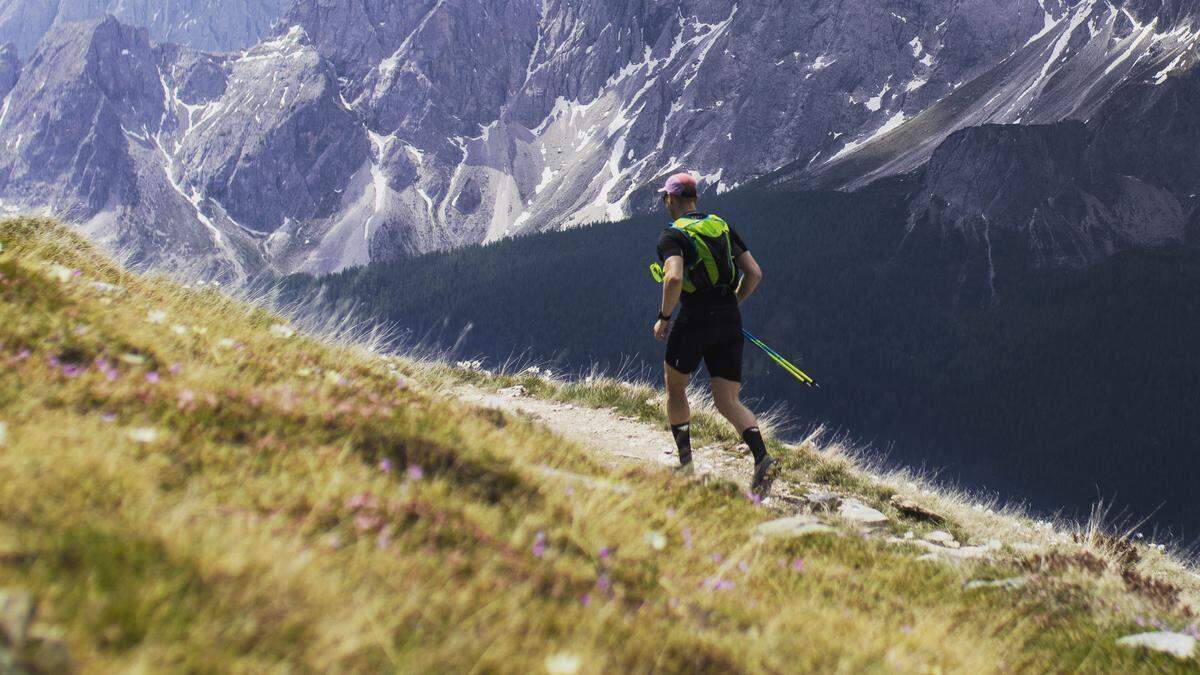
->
<box><xmin>671</xmin><ymin>423</ymin><xmax>692</xmax><ymax>465</ymax></box>
<box><xmin>742</xmin><ymin>427</ymin><xmax>768</xmax><ymax>465</ymax></box>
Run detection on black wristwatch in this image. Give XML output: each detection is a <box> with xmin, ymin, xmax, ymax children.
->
<box><xmin>657</xmin><ymin>312</ymin><xmax>672</xmax><ymax>322</ymax></box>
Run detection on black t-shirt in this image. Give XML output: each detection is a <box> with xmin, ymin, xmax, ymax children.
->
<box><xmin>656</xmin><ymin>212</ymin><xmax>747</xmax><ymax>308</ymax></box>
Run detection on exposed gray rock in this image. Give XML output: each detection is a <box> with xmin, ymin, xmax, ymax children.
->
<box><xmin>777</xmin><ymin>1</ymin><xmax>1200</xmax><ymax>191</ymax></box>
<box><xmin>755</xmin><ymin>514</ymin><xmax>836</xmax><ymax>538</ymax></box>
<box><xmin>176</xmin><ymin>26</ymin><xmax>369</xmax><ymax>269</ymax></box>
<box><xmin>1115</xmin><ymin>631</ymin><xmax>1196</xmax><ymax>659</ymax></box>
<box><xmin>0</xmin><ymin>0</ymin><xmax>289</xmax><ymax>57</ymax></box>
<box><xmin>2</xmin><ymin>0</ymin><xmax>1199</xmax><ymax>283</ymax></box>
<box><xmin>838</xmin><ymin>498</ymin><xmax>889</xmax><ymax>525</ymax></box>
<box><xmin>0</xmin><ymin>43</ymin><xmax>18</xmax><ymax>100</ymax></box>
<box><xmin>964</xmin><ymin>576</ymin><xmax>1030</xmax><ymax>591</ymax></box>
<box><xmin>923</xmin><ymin>530</ymin><xmax>959</xmax><ymax>548</ymax></box>
<box><xmin>0</xmin><ymin>0</ymin><xmax>1080</xmax><ymax>277</ymax></box>
<box><xmin>0</xmin><ymin>17</ymin><xmax>261</xmax><ymax>280</ymax></box>
<box><xmin>890</xmin><ymin>536</ymin><xmax>998</xmax><ymax>560</ymax></box>
<box><xmin>895</xmin><ymin>121</ymin><xmax>1187</xmax><ymax>307</ymax></box>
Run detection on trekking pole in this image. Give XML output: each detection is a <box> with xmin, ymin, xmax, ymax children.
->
<box><xmin>742</xmin><ymin>329</ymin><xmax>817</xmax><ymax>387</ymax></box>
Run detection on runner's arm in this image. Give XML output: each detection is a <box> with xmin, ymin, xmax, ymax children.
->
<box><xmin>735</xmin><ymin>251</ymin><xmax>762</xmax><ymax>305</ymax></box>
<box><xmin>660</xmin><ymin>255</ymin><xmax>685</xmax><ymax>316</ymax></box>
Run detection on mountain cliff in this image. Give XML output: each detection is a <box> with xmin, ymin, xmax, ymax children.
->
<box><xmin>1</xmin><ymin>0</ymin><xmax>1198</xmax><ymax>283</ymax></box>
<box><xmin>0</xmin><ymin>0</ymin><xmax>289</xmax><ymax>56</ymax></box>
<box><xmin>0</xmin><ymin>0</ymin><xmax>1129</xmax><ymax>279</ymax></box>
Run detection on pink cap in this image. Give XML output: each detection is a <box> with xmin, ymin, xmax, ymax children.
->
<box><xmin>657</xmin><ymin>172</ymin><xmax>698</xmax><ymax>197</ymax></box>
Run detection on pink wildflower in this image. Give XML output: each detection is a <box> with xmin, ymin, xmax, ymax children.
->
<box><xmin>345</xmin><ymin>492</ymin><xmax>376</xmax><ymax>510</ymax></box>
<box><xmin>379</xmin><ymin>458</ymin><xmax>395</xmax><ymax>473</ymax></box>
<box><xmin>406</xmin><ymin>465</ymin><xmax>424</xmax><ymax>481</ymax></box>
<box><xmin>354</xmin><ymin>513</ymin><xmax>383</xmax><ymax>533</ymax></box>
<box><xmin>792</xmin><ymin>558</ymin><xmax>805</xmax><ymax>572</ymax></box>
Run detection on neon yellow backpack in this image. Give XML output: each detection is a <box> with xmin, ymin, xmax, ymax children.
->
<box><xmin>649</xmin><ymin>214</ymin><xmax>741</xmax><ymax>293</ymax></box>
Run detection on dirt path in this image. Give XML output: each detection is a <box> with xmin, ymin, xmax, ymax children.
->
<box><xmin>454</xmin><ymin>385</ymin><xmax>1000</xmax><ymax>555</ymax></box>
<box><xmin>455</xmin><ymin>385</ymin><xmax>801</xmax><ymax>507</ymax></box>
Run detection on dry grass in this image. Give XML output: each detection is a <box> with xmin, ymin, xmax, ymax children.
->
<box><xmin>1</xmin><ymin>217</ymin><xmax>1198</xmax><ymax>673</ymax></box>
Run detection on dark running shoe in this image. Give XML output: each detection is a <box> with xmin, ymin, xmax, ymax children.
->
<box><xmin>751</xmin><ymin>457</ymin><xmax>780</xmax><ymax>497</ymax></box>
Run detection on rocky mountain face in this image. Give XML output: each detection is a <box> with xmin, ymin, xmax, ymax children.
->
<box><xmin>762</xmin><ymin>0</ymin><xmax>1200</xmax><ymax>304</ymax></box>
<box><xmin>898</xmin><ymin>122</ymin><xmax>1186</xmax><ymax>308</ymax></box>
<box><xmin>1</xmin><ymin>0</ymin><xmax>1199</xmax><ymax>283</ymax></box>
<box><xmin>0</xmin><ymin>0</ymin><xmax>289</xmax><ymax>56</ymax></box>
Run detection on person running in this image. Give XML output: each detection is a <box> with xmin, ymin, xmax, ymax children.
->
<box><xmin>651</xmin><ymin>172</ymin><xmax>780</xmax><ymax>497</ymax></box>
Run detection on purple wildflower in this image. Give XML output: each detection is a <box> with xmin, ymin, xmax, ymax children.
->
<box><xmin>704</xmin><ymin>578</ymin><xmax>734</xmax><ymax>591</ymax></box>
<box><xmin>666</xmin><ymin>507</ymin><xmax>676</xmax><ymax>518</ymax></box>
<box><xmin>739</xmin><ymin>561</ymin><xmax>749</xmax><ymax>573</ymax></box>
<box><xmin>101</xmin><ymin>412</ymin><xmax>117</xmax><ymax>423</ymax></box>
<box><xmin>792</xmin><ymin>558</ymin><xmax>805</xmax><ymax>572</ymax></box>
<box><xmin>145</xmin><ymin>371</ymin><xmax>160</xmax><ymax>384</ymax></box>
<box><xmin>682</xmin><ymin>527</ymin><xmax>693</xmax><ymax>549</ymax></box>
<box><xmin>580</xmin><ymin>594</ymin><xmax>591</xmax><ymax>607</ymax></box>
<box><xmin>170</xmin><ymin>362</ymin><xmax>183</xmax><ymax>375</ymax></box>
<box><xmin>15</xmin><ymin>349</ymin><xmax>30</xmax><ymax>361</ymax></box>
<box><xmin>596</xmin><ymin>574</ymin><xmax>612</xmax><ymax>592</ymax></box>
<box><xmin>379</xmin><ymin>458</ymin><xmax>395</xmax><ymax>473</ymax></box>
<box><xmin>901</xmin><ymin>625</ymin><xmax>913</xmax><ymax>634</ymax></box>
<box><xmin>598</xmin><ymin>547</ymin><xmax>611</xmax><ymax>559</ymax></box>
<box><xmin>711</xmin><ymin>553</ymin><xmax>722</xmax><ymax>563</ymax></box>
<box><xmin>406</xmin><ymin>464</ymin><xmax>424</xmax><ymax>481</ymax></box>
<box><xmin>61</xmin><ymin>364</ymin><xmax>82</xmax><ymax>378</ymax></box>
<box><xmin>532</xmin><ymin>531</ymin><xmax>547</xmax><ymax>558</ymax></box>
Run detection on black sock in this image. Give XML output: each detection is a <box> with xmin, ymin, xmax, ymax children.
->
<box><xmin>671</xmin><ymin>423</ymin><xmax>692</xmax><ymax>465</ymax></box>
<box><xmin>742</xmin><ymin>427</ymin><xmax>769</xmax><ymax>465</ymax></box>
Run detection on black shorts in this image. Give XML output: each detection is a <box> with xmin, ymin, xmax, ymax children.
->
<box><xmin>665</xmin><ymin>304</ymin><xmax>744</xmax><ymax>382</ymax></box>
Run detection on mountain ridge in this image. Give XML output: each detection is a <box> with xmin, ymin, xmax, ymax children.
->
<box><xmin>2</xmin><ymin>0</ymin><xmax>1157</xmax><ymax>280</ymax></box>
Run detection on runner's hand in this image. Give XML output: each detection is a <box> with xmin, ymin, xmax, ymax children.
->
<box><xmin>653</xmin><ymin>319</ymin><xmax>670</xmax><ymax>342</ymax></box>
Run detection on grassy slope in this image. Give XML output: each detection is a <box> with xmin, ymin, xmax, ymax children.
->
<box><xmin>1</xmin><ymin>217</ymin><xmax>1198</xmax><ymax>673</ymax></box>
